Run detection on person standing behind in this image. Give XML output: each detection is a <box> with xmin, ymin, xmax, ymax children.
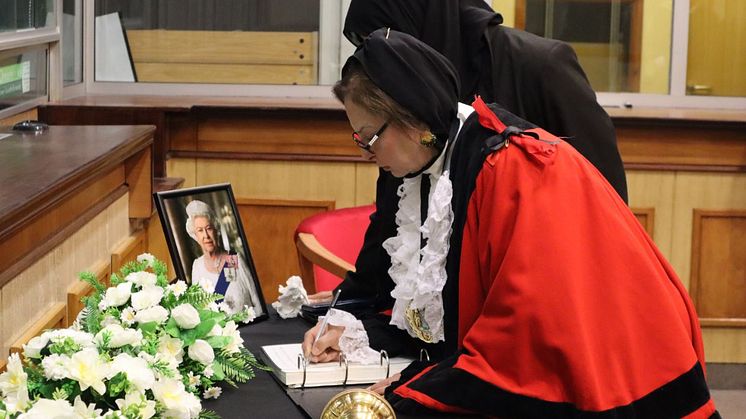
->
<box><xmin>343</xmin><ymin>0</ymin><xmax>627</xmax><ymax>201</ymax></box>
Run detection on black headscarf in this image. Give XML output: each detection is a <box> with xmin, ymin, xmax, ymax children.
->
<box><xmin>343</xmin><ymin>0</ymin><xmax>502</xmax><ymax>101</ymax></box>
<box><xmin>343</xmin><ymin>28</ymin><xmax>459</xmax><ymax>144</ymax></box>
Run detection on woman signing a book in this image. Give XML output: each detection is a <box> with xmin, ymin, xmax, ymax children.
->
<box><xmin>302</xmin><ymin>28</ymin><xmax>718</xmax><ymax>418</ymax></box>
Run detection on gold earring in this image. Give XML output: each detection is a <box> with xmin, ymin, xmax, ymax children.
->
<box><xmin>420</xmin><ymin>131</ymin><xmax>436</xmax><ymax>147</ymax></box>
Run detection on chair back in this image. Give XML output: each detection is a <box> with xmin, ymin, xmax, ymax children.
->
<box><xmin>295</xmin><ymin>204</ymin><xmax>375</xmax><ymax>292</ymax></box>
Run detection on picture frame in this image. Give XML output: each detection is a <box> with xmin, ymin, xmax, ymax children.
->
<box><xmin>153</xmin><ymin>183</ymin><xmax>267</xmax><ymax>323</ymax></box>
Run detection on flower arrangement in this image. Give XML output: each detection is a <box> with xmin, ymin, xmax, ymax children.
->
<box><xmin>0</xmin><ymin>254</ymin><xmax>262</xmax><ymax>418</ymax></box>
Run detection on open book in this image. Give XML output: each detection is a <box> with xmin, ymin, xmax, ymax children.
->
<box><xmin>261</xmin><ymin>343</ymin><xmax>413</xmax><ymax>388</ymax></box>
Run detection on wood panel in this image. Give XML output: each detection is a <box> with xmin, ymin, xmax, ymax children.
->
<box><xmin>196</xmin><ymin>160</ymin><xmax>359</xmax><ymax>209</ymax></box>
<box><xmin>147</xmin><ymin>212</ymin><xmax>176</xmax><ymax>281</ymax></box>
<box><xmin>9</xmin><ymin>302</ymin><xmax>67</xmax><ymax>356</ymax></box>
<box><xmin>126</xmin><ymin>148</ymin><xmax>153</xmax><ymax>219</ymax></box>
<box><xmin>615</xmin><ymin>123</ymin><xmax>746</xmax><ymax>169</ymax></box>
<box><xmin>0</xmin><ymin>168</ymin><xmax>125</xmax><ymax>286</ymax></box>
<box><xmin>168</xmin><ymin>158</ymin><xmax>198</xmax><ymax>188</ymax></box>
<box><xmin>631</xmin><ymin>207</ymin><xmax>654</xmax><ymax>238</ymax></box>
<box><xmin>671</xmin><ymin>172</ymin><xmax>746</xmax><ymax>290</ymax></box>
<box><xmin>196</xmin><ymin>110</ymin><xmax>354</xmax><ymax>156</ymax></box>
<box><xmin>236</xmin><ymin>199</ymin><xmax>334</xmax><ymax>302</ymax></box>
<box><xmin>626</xmin><ymin>170</ymin><xmax>675</xmax><ymax>255</ymax></box>
<box><xmin>135</xmin><ymin>63</ymin><xmax>315</xmax><ymax>85</ymax></box>
<box><xmin>0</xmin><ymin>108</ymin><xmax>37</xmax><ymax>126</ymax></box>
<box><xmin>690</xmin><ymin>210</ymin><xmax>746</xmax><ymax>324</ymax></box>
<box><xmin>702</xmin><ymin>328</ymin><xmax>746</xmax><ymax>363</ymax></box>
<box><xmin>127</xmin><ymin>30</ymin><xmax>315</xmax><ymax>65</ymax></box>
<box><xmin>354</xmin><ymin>163</ymin><xmax>378</xmax><ymax>206</ymax></box>
<box><xmin>111</xmin><ymin>230</ymin><xmax>148</xmax><ymax>274</ymax></box>
<box><xmin>67</xmin><ymin>260</ymin><xmax>111</xmax><ymax>326</ymax></box>
<box><xmin>127</xmin><ymin>30</ymin><xmax>317</xmax><ymax>85</ymax></box>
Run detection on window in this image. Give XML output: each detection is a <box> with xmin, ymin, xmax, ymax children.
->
<box><xmin>0</xmin><ymin>46</ymin><xmax>48</xmax><ymax>111</ymax></box>
<box><xmin>62</xmin><ymin>0</ymin><xmax>83</xmax><ymax>86</ymax></box>
<box><xmin>0</xmin><ymin>0</ymin><xmax>56</xmax><ymax>33</ymax></box>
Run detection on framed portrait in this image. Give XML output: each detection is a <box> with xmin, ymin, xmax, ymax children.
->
<box><xmin>154</xmin><ymin>183</ymin><xmax>267</xmax><ymax>322</ymax></box>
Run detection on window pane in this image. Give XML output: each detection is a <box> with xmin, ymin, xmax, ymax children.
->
<box><xmin>62</xmin><ymin>0</ymin><xmax>83</xmax><ymax>86</ymax></box>
<box><xmin>0</xmin><ymin>47</ymin><xmax>47</xmax><ymax>111</ymax></box>
<box><xmin>0</xmin><ymin>0</ymin><xmax>56</xmax><ymax>33</ymax></box>
<box><xmin>94</xmin><ymin>0</ymin><xmax>320</xmax><ymax>85</ymax></box>
<box><xmin>521</xmin><ymin>0</ymin><xmax>671</xmax><ymax>94</ymax></box>
<box><xmin>687</xmin><ymin>0</ymin><xmax>746</xmax><ymax>97</ymax></box>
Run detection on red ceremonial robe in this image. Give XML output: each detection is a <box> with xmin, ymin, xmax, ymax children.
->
<box><xmin>386</xmin><ymin>98</ymin><xmax>717</xmax><ymax>418</ymax></box>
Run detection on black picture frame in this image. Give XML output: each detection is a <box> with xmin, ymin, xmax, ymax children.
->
<box><xmin>153</xmin><ymin>183</ymin><xmax>267</xmax><ymax>323</ymax></box>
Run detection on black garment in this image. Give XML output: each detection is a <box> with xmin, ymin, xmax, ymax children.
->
<box><xmin>345</xmin><ymin>28</ymin><xmax>459</xmax><ymax>143</ymax></box>
<box><xmin>343</xmin><ymin>0</ymin><xmax>627</xmax><ymax>201</ymax></box>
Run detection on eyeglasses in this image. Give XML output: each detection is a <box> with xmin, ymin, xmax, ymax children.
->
<box><xmin>352</xmin><ymin>121</ymin><xmax>389</xmax><ymax>153</ymax></box>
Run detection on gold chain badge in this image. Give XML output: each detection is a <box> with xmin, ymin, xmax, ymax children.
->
<box><xmin>405</xmin><ymin>305</ymin><xmax>434</xmax><ymax>343</ymax></box>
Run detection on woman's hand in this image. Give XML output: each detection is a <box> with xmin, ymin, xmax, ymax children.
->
<box><xmin>368</xmin><ymin>373</ymin><xmax>401</xmax><ymax>395</ymax></box>
<box><xmin>307</xmin><ymin>290</ymin><xmax>334</xmax><ymax>304</ymax></box>
<box><xmin>301</xmin><ymin>322</ymin><xmax>345</xmax><ymax>363</ymax></box>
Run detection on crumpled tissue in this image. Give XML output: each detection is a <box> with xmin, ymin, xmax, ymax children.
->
<box><xmin>271</xmin><ymin>276</ymin><xmax>309</xmax><ymax>319</ymax></box>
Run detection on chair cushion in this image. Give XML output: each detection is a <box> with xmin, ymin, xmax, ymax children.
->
<box><xmin>296</xmin><ymin>204</ymin><xmax>375</xmax><ymax>291</ymax></box>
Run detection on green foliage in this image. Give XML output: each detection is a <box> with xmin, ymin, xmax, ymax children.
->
<box><xmin>79</xmin><ymin>271</ymin><xmax>106</xmax><ymax>294</ymax></box>
<box><xmin>198</xmin><ymin>410</ymin><xmax>221</xmax><ymax>419</ymax></box>
<box><xmin>178</xmin><ymin>287</ymin><xmax>222</xmax><ymax>310</ymax></box>
<box><xmin>52</xmin><ymin>387</ymin><xmax>68</xmax><ymax>400</ymax></box>
<box><xmin>107</xmin><ymin>372</ymin><xmax>130</xmax><ymax>398</ymax></box>
<box><xmin>212</xmin><ymin>347</ymin><xmax>267</xmax><ymax>388</ymax></box>
<box><xmin>48</xmin><ymin>337</ymin><xmax>82</xmax><ymax>356</ymax></box>
<box><xmin>149</xmin><ymin>359</ymin><xmax>176</xmax><ymax>379</ymax></box>
<box><xmin>97</xmin><ymin>330</ymin><xmax>112</xmax><ymax>352</ymax></box>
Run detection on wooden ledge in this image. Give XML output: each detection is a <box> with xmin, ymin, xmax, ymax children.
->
<box><xmin>295</xmin><ymin>232</ymin><xmax>355</xmax><ymax>280</ymax></box>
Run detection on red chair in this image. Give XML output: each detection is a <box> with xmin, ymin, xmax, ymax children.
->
<box><xmin>295</xmin><ymin>204</ymin><xmax>375</xmax><ymax>293</ymax></box>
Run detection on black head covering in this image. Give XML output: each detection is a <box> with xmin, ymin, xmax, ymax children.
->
<box><xmin>343</xmin><ymin>28</ymin><xmax>459</xmax><ymax>144</ymax></box>
<box><xmin>343</xmin><ymin>0</ymin><xmax>502</xmax><ymax>100</ymax></box>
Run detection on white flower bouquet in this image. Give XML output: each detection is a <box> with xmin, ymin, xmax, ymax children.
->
<box><xmin>0</xmin><ymin>254</ymin><xmax>263</xmax><ymax>418</ymax></box>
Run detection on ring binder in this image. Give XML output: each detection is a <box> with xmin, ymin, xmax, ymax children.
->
<box><xmin>380</xmin><ymin>350</ymin><xmax>390</xmax><ymax>379</ymax></box>
<box><xmin>339</xmin><ymin>354</ymin><xmax>350</xmax><ymax>386</ymax></box>
<box><xmin>298</xmin><ymin>353</ymin><xmax>308</xmax><ymax>389</ymax></box>
<box><xmin>420</xmin><ymin>348</ymin><xmax>430</xmax><ymax>362</ymax></box>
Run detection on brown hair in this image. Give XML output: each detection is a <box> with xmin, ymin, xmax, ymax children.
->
<box><xmin>333</xmin><ymin>60</ymin><xmax>426</xmax><ymax>132</ymax></box>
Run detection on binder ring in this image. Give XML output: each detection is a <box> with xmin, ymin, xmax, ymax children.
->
<box><xmin>419</xmin><ymin>348</ymin><xmax>430</xmax><ymax>362</ymax></box>
<box><xmin>380</xmin><ymin>350</ymin><xmax>391</xmax><ymax>378</ymax></box>
<box><xmin>339</xmin><ymin>353</ymin><xmax>350</xmax><ymax>386</ymax></box>
<box><xmin>297</xmin><ymin>353</ymin><xmax>308</xmax><ymax>389</ymax></box>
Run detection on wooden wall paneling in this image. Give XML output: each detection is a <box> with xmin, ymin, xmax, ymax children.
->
<box><xmin>1</xmin><ymin>253</ymin><xmax>55</xmax><ymax>357</ymax></box>
<box><xmin>135</xmin><ymin>63</ymin><xmax>316</xmax><ymax>85</ymax></box>
<box><xmin>195</xmin><ymin>109</ymin><xmax>355</xmax><ymax>156</ymax></box>
<box><xmin>235</xmin><ymin>198</ymin><xmax>335</xmax><ymax>302</ymax></box>
<box><xmin>354</xmin><ymin>163</ymin><xmax>379</xmax><ymax>206</ymax></box>
<box><xmin>690</xmin><ymin>210</ymin><xmax>746</xmax><ymax>323</ymax></box>
<box><xmin>169</xmin><ymin>113</ymin><xmax>198</xmax><ymax>151</ymax></box>
<box><xmin>67</xmin><ymin>260</ymin><xmax>111</xmax><ymax>326</ymax></box>
<box><xmin>623</xmin><ymin>170</ymin><xmax>676</xmax><ymax>256</ymax></box>
<box><xmin>631</xmin><ymin>207</ymin><xmax>655</xmax><ymax>238</ymax></box>
<box><xmin>0</xmin><ymin>168</ymin><xmax>126</xmax><ymax>286</ymax></box>
<box><xmin>111</xmin><ymin>230</ymin><xmax>148</xmax><ymax>275</ymax></box>
<box><xmin>615</xmin><ymin>122</ymin><xmax>746</xmax><ymax>169</ymax></box>
<box><xmin>0</xmin><ymin>108</ymin><xmax>38</xmax><ymax>126</ymax></box>
<box><xmin>107</xmin><ymin>194</ymin><xmax>132</xmax><ymax>255</ymax></box>
<box><xmin>9</xmin><ymin>302</ymin><xmax>67</xmax><ymax>356</ymax></box>
<box><xmin>671</xmin><ymin>172</ymin><xmax>746</xmax><ymax>290</ymax></box>
<box><xmin>702</xmin><ymin>328</ymin><xmax>746</xmax><ymax>363</ymax></box>
<box><xmin>38</xmin><ymin>106</ymin><xmax>168</xmax><ymax>178</ymax></box>
<box><xmin>147</xmin><ymin>212</ymin><xmax>176</xmax><ymax>280</ymax></box>
<box><xmin>197</xmin><ymin>160</ymin><xmax>359</xmax><ymax>209</ymax></box>
<box><xmin>168</xmin><ymin>158</ymin><xmax>198</xmax><ymax>188</ymax></box>
<box><xmin>126</xmin><ymin>148</ymin><xmax>153</xmax><ymax>219</ymax></box>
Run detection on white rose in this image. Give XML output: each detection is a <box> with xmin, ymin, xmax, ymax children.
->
<box><xmin>152</xmin><ymin>378</ymin><xmax>201</xmax><ymax>418</ymax></box>
<box><xmin>130</xmin><ymin>285</ymin><xmax>164</xmax><ymax>310</ymax></box>
<box><xmin>109</xmin><ymin>353</ymin><xmax>155</xmax><ymax>392</ymax></box>
<box><xmin>157</xmin><ymin>336</ymin><xmax>184</xmax><ymax>364</ymax></box>
<box><xmin>23</xmin><ymin>335</ymin><xmax>49</xmax><ymax>359</ymax></box>
<box><xmin>134</xmin><ymin>306</ymin><xmax>169</xmax><ymax>324</ymax></box>
<box><xmin>222</xmin><ymin>321</ymin><xmax>243</xmax><ymax>354</ymax></box>
<box><xmin>125</xmin><ymin>271</ymin><xmax>157</xmax><ymax>288</ymax></box>
<box><xmin>136</xmin><ymin>252</ymin><xmax>156</xmax><ymax>267</ymax></box>
<box><xmin>18</xmin><ymin>398</ymin><xmax>75</xmax><ymax>418</ymax></box>
<box><xmin>95</xmin><ymin>324</ymin><xmax>143</xmax><ymax>348</ymax></box>
<box><xmin>103</xmin><ymin>282</ymin><xmax>133</xmax><ymax>308</ymax></box>
<box><xmin>41</xmin><ymin>354</ymin><xmax>71</xmax><ymax>380</ymax></box>
<box><xmin>187</xmin><ymin>340</ymin><xmax>214</xmax><ymax>365</ymax></box>
<box><xmin>171</xmin><ymin>304</ymin><xmax>201</xmax><ymax>329</ymax></box>
<box><xmin>167</xmin><ymin>281</ymin><xmax>187</xmax><ymax>298</ymax></box>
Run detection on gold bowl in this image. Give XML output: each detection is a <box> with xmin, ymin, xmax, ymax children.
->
<box><xmin>321</xmin><ymin>388</ymin><xmax>396</xmax><ymax>419</ymax></box>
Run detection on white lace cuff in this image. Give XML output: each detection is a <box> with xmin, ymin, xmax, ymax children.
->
<box><xmin>323</xmin><ymin>309</ymin><xmax>380</xmax><ymax>364</ymax></box>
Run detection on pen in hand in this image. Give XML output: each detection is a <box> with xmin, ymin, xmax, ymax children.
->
<box><xmin>306</xmin><ymin>289</ymin><xmax>342</xmax><ymax>363</ymax></box>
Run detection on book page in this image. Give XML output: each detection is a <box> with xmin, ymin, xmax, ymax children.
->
<box><xmin>261</xmin><ymin>343</ymin><xmax>412</xmax><ymax>388</ymax></box>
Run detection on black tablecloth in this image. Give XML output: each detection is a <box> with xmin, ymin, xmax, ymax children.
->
<box><xmin>202</xmin><ymin>307</ymin><xmax>311</xmax><ymax>418</ymax></box>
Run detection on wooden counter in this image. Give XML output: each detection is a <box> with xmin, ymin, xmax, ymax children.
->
<box><xmin>0</xmin><ymin>125</ymin><xmax>154</xmax><ymax>286</ymax></box>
